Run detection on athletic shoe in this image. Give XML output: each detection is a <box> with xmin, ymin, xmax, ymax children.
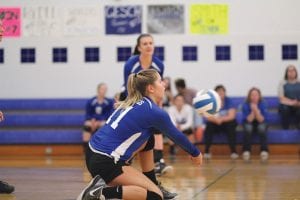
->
<box><xmin>158</xmin><ymin>182</ymin><xmax>178</xmax><ymax>200</ymax></box>
<box><xmin>203</xmin><ymin>153</ymin><xmax>211</xmax><ymax>160</ymax></box>
<box><xmin>76</xmin><ymin>175</ymin><xmax>106</xmax><ymax>200</ymax></box>
<box><xmin>260</xmin><ymin>151</ymin><xmax>269</xmax><ymax>162</ymax></box>
<box><xmin>155</xmin><ymin>162</ymin><xmax>173</xmax><ymax>176</ymax></box>
<box><xmin>230</xmin><ymin>152</ymin><xmax>239</xmax><ymax>160</ymax></box>
<box><xmin>243</xmin><ymin>151</ymin><xmax>251</xmax><ymax>161</ymax></box>
<box><xmin>0</xmin><ymin>181</ymin><xmax>14</xmax><ymax>194</ymax></box>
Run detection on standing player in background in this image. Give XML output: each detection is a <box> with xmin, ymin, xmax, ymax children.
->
<box><xmin>119</xmin><ymin>34</ymin><xmax>176</xmax><ymax>199</ymax></box>
<box><xmin>77</xmin><ymin>69</ymin><xmax>202</xmax><ymax>200</ymax></box>
<box><xmin>0</xmin><ymin>18</ymin><xmax>15</xmax><ymax>195</ymax></box>
<box><xmin>120</xmin><ymin>34</ymin><xmax>173</xmax><ymax>175</ymax></box>
<box><xmin>82</xmin><ymin>83</ymin><xmax>115</xmax><ymax>167</ymax></box>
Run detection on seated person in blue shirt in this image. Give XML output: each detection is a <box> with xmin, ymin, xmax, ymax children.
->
<box><xmin>82</xmin><ymin>83</ymin><xmax>114</xmax><ymax>154</ymax></box>
<box><xmin>203</xmin><ymin>85</ymin><xmax>239</xmax><ymax>160</ymax></box>
<box><xmin>77</xmin><ymin>69</ymin><xmax>202</xmax><ymax>200</ymax></box>
<box><xmin>241</xmin><ymin>87</ymin><xmax>269</xmax><ymax>162</ymax></box>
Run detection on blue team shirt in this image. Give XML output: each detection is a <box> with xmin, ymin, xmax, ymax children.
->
<box><xmin>241</xmin><ymin>101</ymin><xmax>268</xmax><ymax>123</ymax></box>
<box><xmin>218</xmin><ymin>97</ymin><xmax>235</xmax><ymax>116</ymax></box>
<box><xmin>85</xmin><ymin>97</ymin><xmax>114</xmax><ymax>121</ymax></box>
<box><xmin>122</xmin><ymin>55</ymin><xmax>164</xmax><ymax>95</ymax></box>
<box><xmin>89</xmin><ymin>97</ymin><xmax>200</xmax><ymax>162</ymax></box>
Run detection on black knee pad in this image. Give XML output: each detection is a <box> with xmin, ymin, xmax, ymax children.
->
<box><xmin>142</xmin><ymin>135</ymin><xmax>155</xmax><ymax>151</ymax></box>
<box><xmin>146</xmin><ymin>190</ymin><xmax>162</xmax><ymax>200</ymax></box>
<box><xmin>83</xmin><ymin>125</ymin><xmax>92</xmax><ymax>133</ymax></box>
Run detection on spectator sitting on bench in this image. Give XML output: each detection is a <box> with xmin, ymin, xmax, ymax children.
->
<box><xmin>203</xmin><ymin>85</ymin><xmax>239</xmax><ymax>160</ymax></box>
<box><xmin>241</xmin><ymin>87</ymin><xmax>269</xmax><ymax>162</ymax></box>
<box><xmin>82</xmin><ymin>83</ymin><xmax>114</xmax><ymax>153</ymax></box>
<box><xmin>278</xmin><ymin>64</ymin><xmax>300</xmax><ymax>129</ymax></box>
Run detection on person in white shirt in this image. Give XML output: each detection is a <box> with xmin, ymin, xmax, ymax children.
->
<box><xmin>168</xmin><ymin>94</ymin><xmax>195</xmax><ymax>156</ymax></box>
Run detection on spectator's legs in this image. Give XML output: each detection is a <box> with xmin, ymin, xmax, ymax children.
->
<box><xmin>223</xmin><ymin>121</ymin><xmax>238</xmax><ymax>153</ymax></box>
<box><xmin>279</xmin><ymin>104</ymin><xmax>291</xmax><ymax>129</ymax></box>
<box><xmin>243</xmin><ymin>122</ymin><xmax>253</xmax><ymax>152</ymax></box>
<box><xmin>204</xmin><ymin>122</ymin><xmax>217</xmax><ymax>154</ymax></box>
<box><xmin>257</xmin><ymin>122</ymin><xmax>268</xmax><ymax>152</ymax></box>
<box><xmin>295</xmin><ymin>107</ymin><xmax>300</xmax><ymax>129</ymax></box>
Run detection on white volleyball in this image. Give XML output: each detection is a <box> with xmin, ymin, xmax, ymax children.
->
<box><xmin>192</xmin><ymin>89</ymin><xmax>221</xmax><ymax>116</ymax></box>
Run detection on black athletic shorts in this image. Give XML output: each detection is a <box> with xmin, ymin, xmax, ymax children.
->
<box><xmin>150</xmin><ymin>127</ymin><xmax>162</xmax><ymax>135</ymax></box>
<box><xmin>86</xmin><ymin>147</ymin><xmax>128</xmax><ymax>184</ymax></box>
<box><xmin>182</xmin><ymin>128</ymin><xmax>194</xmax><ymax>135</ymax></box>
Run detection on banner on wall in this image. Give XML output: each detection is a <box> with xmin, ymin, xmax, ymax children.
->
<box><xmin>23</xmin><ymin>6</ymin><xmax>62</xmax><ymax>37</ymax></box>
<box><xmin>105</xmin><ymin>5</ymin><xmax>142</xmax><ymax>35</ymax></box>
<box><xmin>147</xmin><ymin>5</ymin><xmax>184</xmax><ymax>34</ymax></box>
<box><xmin>190</xmin><ymin>4</ymin><xmax>228</xmax><ymax>34</ymax></box>
<box><xmin>0</xmin><ymin>7</ymin><xmax>21</xmax><ymax>37</ymax></box>
<box><xmin>63</xmin><ymin>6</ymin><xmax>101</xmax><ymax>36</ymax></box>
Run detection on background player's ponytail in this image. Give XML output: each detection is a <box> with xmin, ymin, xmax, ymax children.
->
<box><xmin>133</xmin><ymin>33</ymin><xmax>153</xmax><ymax>55</ymax></box>
<box><xmin>118</xmin><ymin>69</ymin><xmax>159</xmax><ymax>108</ymax></box>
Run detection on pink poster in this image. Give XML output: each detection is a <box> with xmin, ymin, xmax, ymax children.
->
<box><xmin>0</xmin><ymin>7</ymin><xmax>21</xmax><ymax>37</ymax></box>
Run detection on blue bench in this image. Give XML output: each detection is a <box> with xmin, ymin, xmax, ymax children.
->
<box><xmin>2</xmin><ymin>113</ymin><xmax>85</xmax><ymax>127</ymax></box>
<box><xmin>0</xmin><ymin>130</ymin><xmax>81</xmax><ymax>144</ymax></box>
<box><xmin>0</xmin><ymin>98</ymin><xmax>87</xmax><ymax>110</ymax></box>
<box><xmin>0</xmin><ymin>97</ymin><xmax>297</xmax><ymax>145</ymax></box>
<box><xmin>231</xmin><ymin>97</ymin><xmax>279</xmax><ymax>110</ymax></box>
<box><xmin>200</xmin><ymin>130</ymin><xmax>299</xmax><ymax>145</ymax></box>
<box><xmin>0</xmin><ymin>98</ymin><xmax>87</xmax><ymax>144</ymax></box>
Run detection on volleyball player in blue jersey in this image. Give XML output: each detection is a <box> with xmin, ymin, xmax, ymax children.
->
<box><xmin>120</xmin><ymin>34</ymin><xmax>173</xmax><ymax>180</ymax></box>
<box><xmin>77</xmin><ymin>69</ymin><xmax>202</xmax><ymax>200</ymax></box>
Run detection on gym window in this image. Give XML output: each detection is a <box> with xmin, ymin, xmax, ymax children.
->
<box><xmin>117</xmin><ymin>47</ymin><xmax>132</xmax><ymax>62</ymax></box>
<box><xmin>0</xmin><ymin>49</ymin><xmax>4</xmax><ymax>63</ymax></box>
<box><xmin>21</xmin><ymin>48</ymin><xmax>35</xmax><ymax>63</ymax></box>
<box><xmin>182</xmin><ymin>46</ymin><xmax>198</xmax><ymax>61</ymax></box>
<box><xmin>154</xmin><ymin>46</ymin><xmax>165</xmax><ymax>61</ymax></box>
<box><xmin>216</xmin><ymin>45</ymin><xmax>231</xmax><ymax>61</ymax></box>
<box><xmin>249</xmin><ymin>45</ymin><xmax>264</xmax><ymax>61</ymax></box>
<box><xmin>282</xmin><ymin>44</ymin><xmax>298</xmax><ymax>60</ymax></box>
<box><xmin>53</xmin><ymin>48</ymin><xmax>67</xmax><ymax>63</ymax></box>
<box><xmin>85</xmin><ymin>47</ymin><xmax>100</xmax><ymax>62</ymax></box>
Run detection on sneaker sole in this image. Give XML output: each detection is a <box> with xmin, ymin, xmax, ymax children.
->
<box><xmin>159</xmin><ymin>165</ymin><xmax>174</xmax><ymax>176</ymax></box>
<box><xmin>164</xmin><ymin>194</ymin><xmax>179</xmax><ymax>200</ymax></box>
<box><xmin>76</xmin><ymin>175</ymin><xmax>101</xmax><ymax>200</ymax></box>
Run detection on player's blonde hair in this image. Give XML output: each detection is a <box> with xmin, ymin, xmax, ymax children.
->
<box><xmin>117</xmin><ymin>69</ymin><xmax>159</xmax><ymax>108</ymax></box>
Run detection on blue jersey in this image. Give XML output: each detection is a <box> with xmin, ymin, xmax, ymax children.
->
<box><xmin>122</xmin><ymin>55</ymin><xmax>164</xmax><ymax>95</ymax></box>
<box><xmin>85</xmin><ymin>97</ymin><xmax>114</xmax><ymax>121</ymax></box>
<box><xmin>218</xmin><ymin>97</ymin><xmax>236</xmax><ymax>116</ymax></box>
<box><xmin>89</xmin><ymin>97</ymin><xmax>200</xmax><ymax>162</ymax></box>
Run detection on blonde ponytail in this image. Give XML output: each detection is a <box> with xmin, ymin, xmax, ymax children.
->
<box><xmin>117</xmin><ymin>69</ymin><xmax>159</xmax><ymax>109</ymax></box>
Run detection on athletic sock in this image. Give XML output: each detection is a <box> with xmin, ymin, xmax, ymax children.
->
<box><xmin>143</xmin><ymin>169</ymin><xmax>159</xmax><ymax>185</ymax></box>
<box><xmin>102</xmin><ymin>186</ymin><xmax>123</xmax><ymax>199</ymax></box>
<box><xmin>154</xmin><ymin>150</ymin><xmax>163</xmax><ymax>163</ymax></box>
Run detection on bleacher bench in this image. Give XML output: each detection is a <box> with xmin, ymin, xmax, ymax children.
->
<box><xmin>0</xmin><ymin>97</ymin><xmax>298</xmax><ymax>145</ymax></box>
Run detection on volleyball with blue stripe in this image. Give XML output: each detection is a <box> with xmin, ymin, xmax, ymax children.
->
<box><xmin>193</xmin><ymin>89</ymin><xmax>221</xmax><ymax>116</ymax></box>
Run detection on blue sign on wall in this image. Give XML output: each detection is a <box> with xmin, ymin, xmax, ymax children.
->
<box><xmin>105</xmin><ymin>5</ymin><xmax>142</xmax><ymax>35</ymax></box>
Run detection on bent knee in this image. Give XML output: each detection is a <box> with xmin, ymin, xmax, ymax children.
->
<box><xmin>147</xmin><ymin>190</ymin><xmax>163</xmax><ymax>200</ymax></box>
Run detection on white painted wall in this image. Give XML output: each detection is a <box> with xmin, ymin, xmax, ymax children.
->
<box><xmin>0</xmin><ymin>0</ymin><xmax>299</xmax><ymax>98</ymax></box>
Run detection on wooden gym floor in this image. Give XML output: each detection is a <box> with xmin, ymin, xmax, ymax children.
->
<box><xmin>0</xmin><ymin>154</ymin><xmax>299</xmax><ymax>200</ymax></box>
